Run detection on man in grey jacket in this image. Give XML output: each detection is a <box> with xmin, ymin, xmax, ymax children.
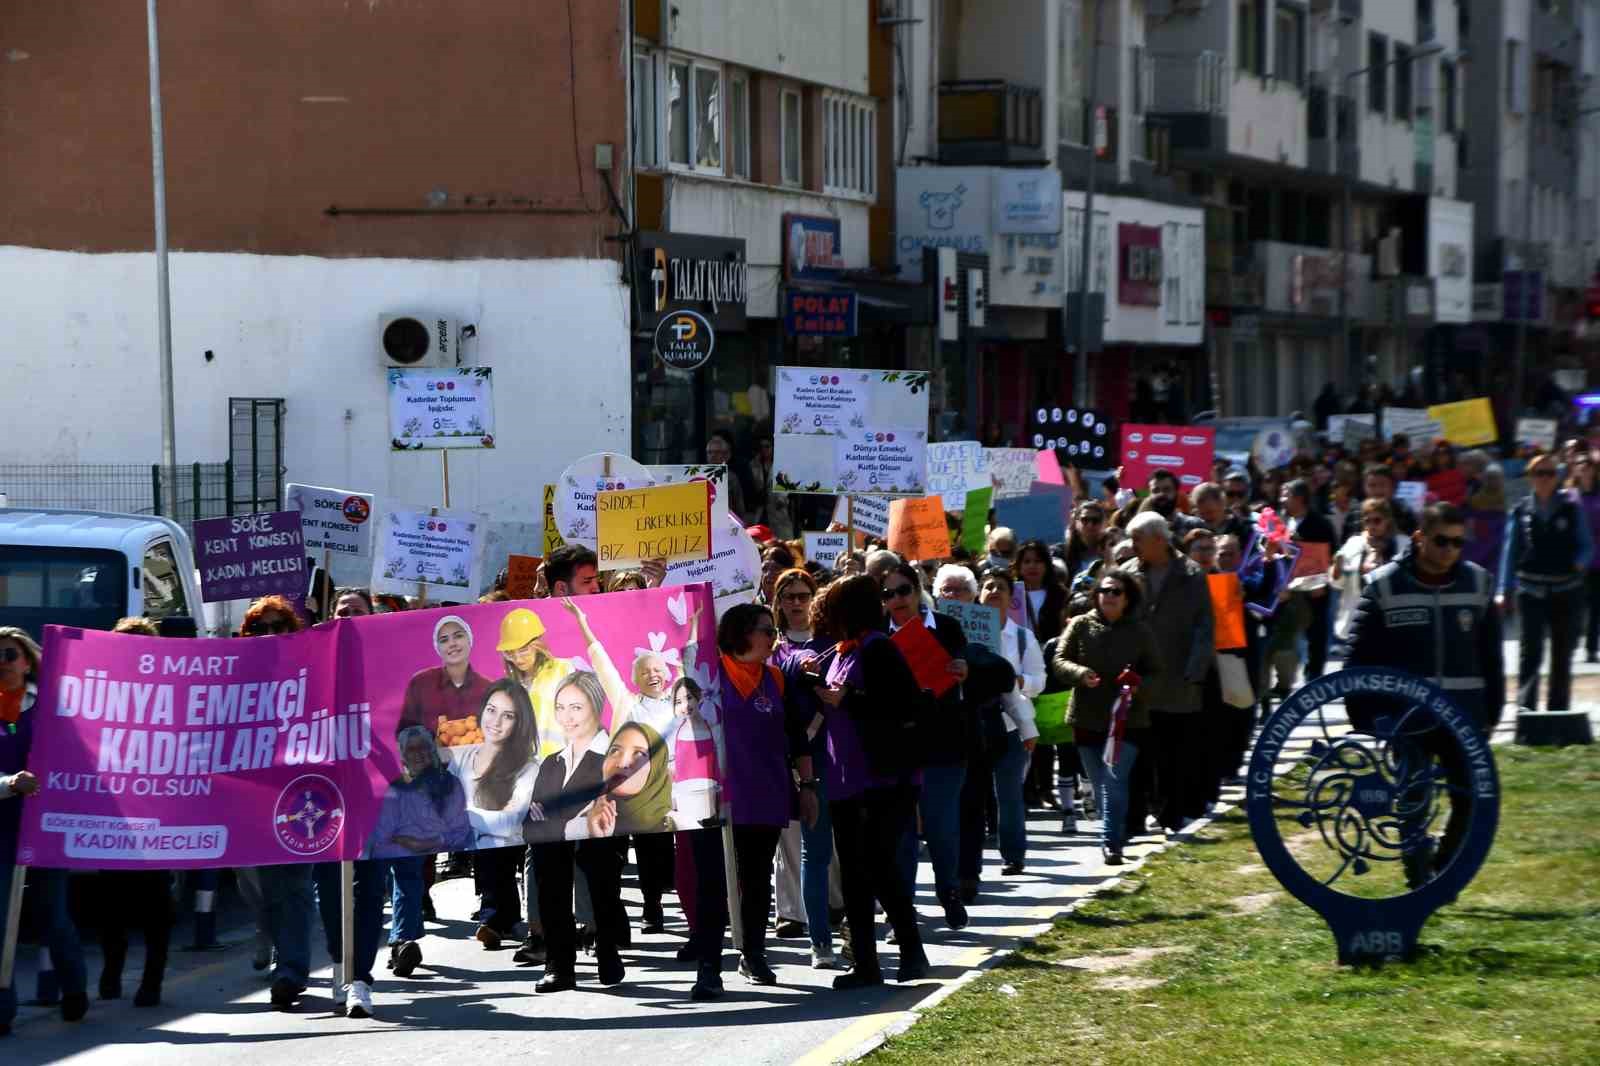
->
<box><xmin>1122</xmin><ymin>512</ymin><xmax>1216</xmax><ymax>832</ymax></box>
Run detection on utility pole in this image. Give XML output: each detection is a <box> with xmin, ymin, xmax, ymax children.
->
<box><xmin>1073</xmin><ymin>0</ymin><xmax>1105</xmax><ymax>407</ymax></box>
<box><xmin>147</xmin><ymin>0</ymin><xmax>178</xmax><ymax>514</ymax></box>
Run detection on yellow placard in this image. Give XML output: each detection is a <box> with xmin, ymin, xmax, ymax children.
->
<box><xmin>542</xmin><ymin>484</ymin><xmax>565</xmax><ymax>556</ymax></box>
<box><xmin>1427</xmin><ymin>398</ymin><xmax>1497</xmax><ymax>447</ymax></box>
<box><xmin>596</xmin><ymin>480</ymin><xmax>713</xmax><ymax>568</ymax></box>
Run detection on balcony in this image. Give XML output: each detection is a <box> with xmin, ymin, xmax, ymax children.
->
<box><xmin>1147</xmin><ymin>51</ymin><xmax>1229</xmax><ymax>159</ymax></box>
<box><xmin>938</xmin><ymin>81</ymin><xmax>1046</xmax><ymax>165</ymax></box>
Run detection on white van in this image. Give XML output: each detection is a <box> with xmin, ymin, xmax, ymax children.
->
<box><xmin>0</xmin><ymin>508</ymin><xmax>207</xmax><ymax>641</ymax></box>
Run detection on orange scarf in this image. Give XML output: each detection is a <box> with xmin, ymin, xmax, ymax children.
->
<box><xmin>720</xmin><ymin>654</ymin><xmax>782</xmax><ymax>700</ymax></box>
<box><xmin>0</xmin><ymin>687</ymin><xmax>22</xmax><ymax>725</ymax></box>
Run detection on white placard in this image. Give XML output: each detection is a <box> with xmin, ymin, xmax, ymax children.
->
<box><xmin>1382</xmin><ymin>407</ymin><xmax>1442</xmax><ymax>448</ymax></box>
<box><xmin>664</xmin><ymin>511</ymin><xmax>761</xmax><ymax>618</ymax></box>
<box><xmin>1393</xmin><ymin>481</ymin><xmax>1428</xmax><ymax>514</ymax></box>
<box><xmin>983</xmin><ymin>447</ymin><xmax>1037</xmax><ymax>499</ymax></box>
<box><xmin>285</xmin><ymin>482</ymin><xmax>375</xmax><ymax>586</ymax></box>
<box><xmin>647</xmin><ymin>463</ymin><xmax>733</xmax><ymax>528</ymax></box>
<box><xmin>372</xmin><ymin>506</ymin><xmax>485</xmax><ymax>599</ymax></box>
<box><xmin>388</xmin><ymin>368</ymin><xmax>496</xmax><ymax>450</ymax></box>
<box><xmin>774</xmin><ymin>366</ymin><xmax>930</xmax><ymax>497</ymax></box>
<box><xmin>926</xmin><ymin>440</ymin><xmax>989</xmax><ymax>510</ymax></box>
<box><xmin>1514</xmin><ymin>417</ymin><xmax>1558</xmax><ymax>450</ymax></box>
<box><xmin>1327</xmin><ymin>413</ymin><xmax>1377</xmax><ymax>447</ymax></box>
<box><xmin>803</xmin><ymin>531</ymin><xmax>849</xmax><ymax>571</ymax></box>
<box><xmin>552</xmin><ymin>452</ymin><xmax>655</xmax><ymax>549</ymax></box>
<box><xmin>479</xmin><ymin>520</ymin><xmax>544</xmax><ymax>594</ymax></box>
<box><xmin>830</xmin><ymin>494</ymin><xmax>892</xmax><ymax>540</ymax></box>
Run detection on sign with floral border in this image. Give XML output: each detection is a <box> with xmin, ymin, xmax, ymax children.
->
<box><xmin>388</xmin><ymin>367</ymin><xmax>495</xmax><ymax>450</ymax></box>
<box><xmin>371</xmin><ymin>506</ymin><xmax>485</xmax><ymax>599</ymax></box>
<box><xmin>772</xmin><ymin>367</ymin><xmax>930</xmax><ymax>496</ymax></box>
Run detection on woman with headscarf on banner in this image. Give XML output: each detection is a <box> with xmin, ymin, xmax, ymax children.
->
<box><xmin>564</xmin><ymin>596</ymin><xmax>698</xmax><ymax>935</ymax></box>
<box><xmin>399</xmin><ymin>614</ymin><xmax>493</xmax><ymax>742</ymax></box>
<box><xmin>1</xmin><ymin>626</ymin><xmax>89</xmax><ymax>1031</ymax></box>
<box><xmin>521</xmin><ymin>670</ymin><xmax>628</xmax><ymax>992</ymax></box>
<box><xmin>682</xmin><ymin>603</ymin><xmax>815</xmax><ymax>1002</ymax></box>
<box><xmin>446</xmin><ymin>679</ymin><xmax>539</xmax><ymax>949</ymax></box>
<box><xmin>584</xmin><ymin>723</ymin><xmax>674</xmax><ymax>838</ymax></box>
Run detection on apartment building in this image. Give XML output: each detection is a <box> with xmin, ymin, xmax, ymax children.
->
<box><xmin>1148</xmin><ymin>0</ymin><xmax>1476</xmax><ymax>417</ymax></box>
<box><xmin>628</xmin><ymin>1</ymin><xmax>932</xmax><ymax>470</ymax></box>
<box><xmin>0</xmin><ymin>1</ymin><xmax>631</xmax><ymax>520</ymax></box>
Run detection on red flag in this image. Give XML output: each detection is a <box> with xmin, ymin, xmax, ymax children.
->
<box><xmin>1104</xmin><ymin>684</ymin><xmax>1133</xmax><ymax>769</ymax></box>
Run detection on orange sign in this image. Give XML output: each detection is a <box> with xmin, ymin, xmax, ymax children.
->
<box><xmin>887</xmin><ymin>496</ymin><xmax>950</xmax><ymax>561</ymax></box>
<box><xmin>1208</xmin><ymin>572</ymin><xmax>1247</xmax><ymax>651</ymax></box>
<box><xmin>505</xmin><ymin>554</ymin><xmax>542</xmax><ymax>599</ymax></box>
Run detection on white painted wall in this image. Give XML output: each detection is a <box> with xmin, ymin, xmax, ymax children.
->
<box><xmin>667</xmin><ymin>176</ymin><xmax>870</xmax><ymax>318</ymax></box>
<box><xmin>1228</xmin><ymin>77</ymin><xmax>1307</xmax><ymax>168</ymax></box>
<box><xmin>1064</xmin><ymin>191</ymin><xmax>1205</xmax><ymax>346</ymax></box>
<box><xmin>1357</xmin><ymin>0</ymin><xmax>1416</xmax><ymax>191</ymax></box>
<box><xmin>0</xmin><ymin>247</ymin><xmax>630</xmax><ymax>524</ymax></box>
<box><xmin>663</xmin><ymin>0</ymin><xmax>869</xmax><ymax>93</ymax></box>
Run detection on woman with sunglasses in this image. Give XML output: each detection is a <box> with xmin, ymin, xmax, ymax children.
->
<box><xmin>1565</xmin><ymin>451</ymin><xmax>1600</xmax><ymax>663</ymax></box>
<box><xmin>877</xmin><ymin>562</ymin><xmax>977</xmax><ymax>924</ymax></box>
<box><xmin>1</xmin><ymin>626</ymin><xmax>90</xmax><ymax>1031</ymax></box>
<box><xmin>1331</xmin><ymin>499</ymin><xmax>1402</xmax><ymax>644</ymax></box>
<box><xmin>1499</xmin><ymin>452</ymin><xmax>1593</xmax><ymax>712</ymax></box>
<box><xmin>1049</xmin><ymin>571</ymin><xmax>1159</xmax><ymax>865</ymax></box>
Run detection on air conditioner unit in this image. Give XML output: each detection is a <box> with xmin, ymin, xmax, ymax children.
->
<box><xmin>379</xmin><ymin>313</ymin><xmax>457</xmax><ymax>369</ymax></box>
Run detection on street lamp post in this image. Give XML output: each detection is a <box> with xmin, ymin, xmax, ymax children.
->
<box><xmin>1073</xmin><ymin>0</ymin><xmax>1105</xmax><ymax>407</ymax></box>
<box><xmin>146</xmin><ymin>0</ymin><xmax>178</xmax><ymax>516</ymax></box>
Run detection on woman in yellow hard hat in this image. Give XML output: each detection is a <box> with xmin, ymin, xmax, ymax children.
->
<box><xmin>498</xmin><ymin>607</ymin><xmax>570</xmax><ymax>759</ymax></box>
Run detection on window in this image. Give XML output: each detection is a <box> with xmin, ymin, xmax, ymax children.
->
<box><xmin>142</xmin><ymin>541</ymin><xmax>188</xmax><ymax>620</ymax></box>
<box><xmin>632</xmin><ymin>52</ymin><xmax>657</xmax><ymax>167</ymax></box>
<box><xmin>1367</xmin><ymin>34</ymin><xmax>1388</xmax><ymax>113</ymax></box>
<box><xmin>666</xmin><ymin>57</ymin><xmax>723</xmax><ymax>173</ymax></box>
<box><xmin>781</xmin><ymin>88</ymin><xmax>803</xmax><ymax>187</ymax></box>
<box><xmin>824</xmin><ymin>91</ymin><xmax>877</xmax><ymax>198</ymax></box>
<box><xmin>667</xmin><ymin>60</ymin><xmax>690</xmax><ymax>164</ymax></box>
<box><xmin>1394</xmin><ymin>43</ymin><xmax>1413</xmax><ymax>120</ymax></box>
<box><xmin>1506</xmin><ymin>40</ymin><xmax>1524</xmax><ymax>113</ymax></box>
<box><xmin>1274</xmin><ymin>5</ymin><xmax>1304</xmax><ymax>86</ymax></box>
<box><xmin>1239</xmin><ymin>1</ymin><xmax>1264</xmax><ymax>76</ymax></box>
<box><xmin>1441</xmin><ymin>60</ymin><xmax>1458</xmax><ymax>132</ymax></box>
<box><xmin>728</xmin><ymin>72</ymin><xmax>750</xmax><ymax>179</ymax></box>
<box><xmin>1164</xmin><ymin>222</ymin><xmax>1182</xmax><ymax>324</ymax></box>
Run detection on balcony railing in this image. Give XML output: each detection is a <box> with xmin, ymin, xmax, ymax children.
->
<box><xmin>1149</xmin><ymin>52</ymin><xmax>1229</xmax><ymax>115</ymax></box>
<box><xmin>938</xmin><ymin>80</ymin><xmax>1044</xmax><ymax>164</ymax></box>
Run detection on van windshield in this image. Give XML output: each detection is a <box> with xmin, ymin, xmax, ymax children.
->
<box><xmin>0</xmin><ymin>546</ymin><xmax>128</xmax><ymax>641</ymax></box>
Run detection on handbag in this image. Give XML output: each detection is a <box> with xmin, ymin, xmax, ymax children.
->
<box><xmin>1216</xmin><ymin>652</ymin><xmax>1255</xmax><ymax>709</ymax></box>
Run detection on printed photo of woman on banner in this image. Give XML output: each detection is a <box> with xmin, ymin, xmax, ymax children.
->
<box><xmin>364</xmin><ymin>726</ymin><xmax>472</xmax><ymax>859</ymax></box>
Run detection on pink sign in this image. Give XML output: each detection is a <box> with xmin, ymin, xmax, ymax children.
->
<box><xmin>1034</xmin><ymin>448</ymin><xmax>1065</xmax><ymax>486</ymax></box>
<box><xmin>17</xmin><ymin>585</ymin><xmax>721</xmax><ymax>869</ymax></box>
<box><xmin>1119</xmin><ymin>423</ymin><xmax>1215</xmax><ymax>489</ymax></box>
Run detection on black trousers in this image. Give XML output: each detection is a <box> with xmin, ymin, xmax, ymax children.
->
<box><xmin>1518</xmin><ymin>587</ymin><xmax>1583</xmax><ymax>711</ymax></box>
<box><xmin>98</xmin><ymin>871</ymin><xmax>173</xmax><ymax>989</ymax></box>
<box><xmin>630</xmin><ymin>832</ymin><xmax>675</xmax><ymax>909</ymax></box>
<box><xmin>959</xmin><ymin>751</ymin><xmax>990</xmax><ymax>881</ymax></box>
<box><xmin>1148</xmin><ymin>710</ymin><xmax>1212</xmax><ymax>832</ymax></box>
<box><xmin>532</xmin><ymin>838</ymin><xmax>626</xmax><ymax>975</ymax></box>
<box><xmin>473</xmin><ymin>845</ymin><xmax>523</xmax><ymax>934</ymax></box>
<box><xmin>830</xmin><ymin>785</ymin><xmax>924</xmax><ymax>977</ymax></box>
<box><xmin>688</xmin><ymin>824</ymin><xmax>782</xmax><ymax>967</ymax></box>
<box><xmin>1305</xmin><ymin>593</ymin><xmax>1331</xmax><ymax>680</ymax></box>
<box><xmin>1585</xmin><ymin>570</ymin><xmax>1600</xmax><ymax>658</ymax></box>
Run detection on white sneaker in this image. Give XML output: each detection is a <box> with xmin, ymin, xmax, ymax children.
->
<box><xmin>346</xmin><ymin>980</ymin><xmax>373</xmax><ymax>1019</ymax></box>
<box><xmin>810</xmin><ymin>945</ymin><xmax>838</xmax><ymax>970</ymax></box>
<box><xmin>331</xmin><ymin>965</ymin><xmax>346</xmax><ymax>1015</ymax></box>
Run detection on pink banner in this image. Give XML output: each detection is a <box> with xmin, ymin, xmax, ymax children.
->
<box><xmin>17</xmin><ymin>585</ymin><xmax>721</xmax><ymax>869</ymax></box>
<box><xmin>1119</xmin><ymin>423</ymin><xmax>1215</xmax><ymax>489</ymax></box>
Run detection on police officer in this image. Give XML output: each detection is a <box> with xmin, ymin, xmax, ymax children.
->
<box><xmin>1498</xmin><ymin>451</ymin><xmax>1593</xmax><ymax>712</ymax></box>
<box><xmin>1346</xmin><ymin>502</ymin><xmax>1504</xmax><ymax>886</ymax></box>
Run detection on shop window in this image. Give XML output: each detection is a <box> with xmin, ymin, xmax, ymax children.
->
<box><xmin>1368</xmin><ymin>34</ymin><xmax>1388</xmax><ymax>114</ymax></box>
<box><xmin>824</xmin><ymin>91</ymin><xmax>877</xmax><ymax>199</ymax></box>
<box><xmin>782</xmin><ymin>88</ymin><xmax>803</xmax><ymax>187</ymax></box>
<box><xmin>667</xmin><ymin>60</ymin><xmax>690</xmax><ymax>165</ymax></box>
<box><xmin>693</xmin><ymin>64</ymin><xmax>722</xmax><ymax>170</ymax></box>
<box><xmin>728</xmin><ymin>72</ymin><xmax>750</xmax><ymax>179</ymax></box>
<box><xmin>666</xmin><ymin>57</ymin><xmax>724</xmax><ymax>174</ymax></box>
<box><xmin>1394</xmin><ymin>43</ymin><xmax>1413</xmax><ymax>121</ymax></box>
<box><xmin>633</xmin><ymin>51</ymin><xmax>657</xmax><ymax>168</ymax></box>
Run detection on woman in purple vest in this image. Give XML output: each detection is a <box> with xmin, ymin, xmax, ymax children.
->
<box><xmin>686</xmin><ymin>603</ymin><xmax>817</xmax><ymax>1001</ymax></box>
<box><xmin>811</xmin><ymin>575</ymin><xmax>931</xmax><ymax>989</ymax></box>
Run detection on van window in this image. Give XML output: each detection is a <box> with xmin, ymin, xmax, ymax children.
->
<box><xmin>142</xmin><ymin>540</ymin><xmax>189</xmax><ymax>620</ymax></box>
<box><xmin>0</xmin><ymin>546</ymin><xmax>127</xmax><ymax>640</ymax></box>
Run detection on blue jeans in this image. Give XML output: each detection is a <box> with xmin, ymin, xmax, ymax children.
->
<box><xmin>899</xmin><ymin>762</ymin><xmax>967</xmax><ymax>899</ymax></box>
<box><xmin>387</xmin><ymin>856</ymin><xmax>425</xmax><ymax>945</ymax></box>
<box><xmin>257</xmin><ymin>864</ymin><xmax>314</xmax><ymax>987</ymax></box>
<box><xmin>312</xmin><ymin>861</ymin><xmax>386</xmax><ymax>986</ymax></box>
<box><xmin>798</xmin><ymin>734</ymin><xmax>834</xmax><ymax>949</ymax></box>
<box><xmin>0</xmin><ymin>864</ymin><xmax>86</xmax><ymax>1024</ymax></box>
<box><xmin>1078</xmin><ymin>739</ymin><xmax>1141</xmax><ymax>852</ymax></box>
<box><xmin>992</xmin><ymin>731</ymin><xmax>1030</xmax><ymax>867</ymax></box>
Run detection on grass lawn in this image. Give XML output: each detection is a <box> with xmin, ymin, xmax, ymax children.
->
<box><xmin>864</xmin><ymin>744</ymin><xmax>1600</xmax><ymax>1066</ymax></box>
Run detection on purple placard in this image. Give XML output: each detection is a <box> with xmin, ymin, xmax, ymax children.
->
<box><xmin>193</xmin><ymin>510</ymin><xmax>308</xmax><ymax>603</ymax></box>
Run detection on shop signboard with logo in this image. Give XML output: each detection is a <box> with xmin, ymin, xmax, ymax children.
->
<box><xmin>993</xmin><ymin>169</ymin><xmax>1063</xmax><ymax>235</ymax></box>
<box><xmin>784</xmin><ymin>214</ymin><xmax>847</xmax><ymax>283</ymax></box>
<box><xmin>635</xmin><ymin>231</ymin><xmax>748</xmax><ymax>331</ymax></box>
<box><xmin>654</xmin><ymin>309</ymin><xmax>716</xmax><ymax>370</ymax></box>
<box><xmin>783</xmin><ymin>289</ymin><xmax>858</xmax><ymax>337</ymax></box>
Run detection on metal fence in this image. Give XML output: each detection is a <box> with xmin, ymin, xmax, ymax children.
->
<box><xmin>0</xmin><ymin>462</ymin><xmax>244</xmax><ymax>540</ymax></box>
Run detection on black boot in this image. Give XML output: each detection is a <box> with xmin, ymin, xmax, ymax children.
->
<box><xmin>690</xmin><ymin>961</ymin><xmax>724</xmax><ymax>1001</ymax></box>
<box><xmin>739</xmin><ymin>952</ymin><xmax>777</xmax><ymax>985</ymax></box>
<box><xmin>99</xmin><ymin>934</ymin><xmax>126</xmax><ymax>1000</ymax></box>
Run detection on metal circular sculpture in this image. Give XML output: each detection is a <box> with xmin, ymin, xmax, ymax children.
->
<box><xmin>1247</xmin><ymin>668</ymin><xmax>1500</xmax><ymax>964</ymax></box>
